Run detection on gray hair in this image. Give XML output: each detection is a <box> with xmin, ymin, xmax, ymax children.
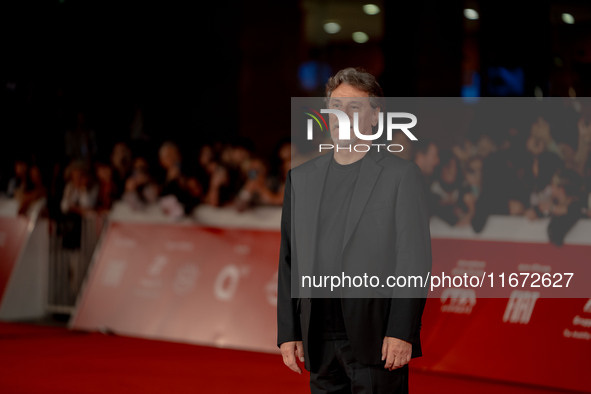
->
<box><xmin>325</xmin><ymin>67</ymin><xmax>384</xmax><ymax>108</ymax></box>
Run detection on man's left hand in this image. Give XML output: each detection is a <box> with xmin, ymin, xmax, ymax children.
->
<box><xmin>381</xmin><ymin>337</ymin><xmax>412</xmax><ymax>371</ymax></box>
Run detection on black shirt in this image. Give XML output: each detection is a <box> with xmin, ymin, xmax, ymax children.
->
<box><xmin>311</xmin><ymin>155</ymin><xmax>363</xmax><ymax>340</ymax></box>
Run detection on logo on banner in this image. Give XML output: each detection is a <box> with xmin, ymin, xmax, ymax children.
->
<box><xmin>172</xmin><ymin>264</ymin><xmax>199</xmax><ymax>295</ymax></box>
<box><xmin>102</xmin><ymin>259</ymin><xmax>128</xmax><ymax>287</ymax></box>
<box><xmin>265</xmin><ymin>271</ymin><xmax>278</xmax><ymax>306</ymax></box>
<box><xmin>147</xmin><ymin>255</ymin><xmax>168</xmax><ymax>277</ymax></box>
<box><xmin>214</xmin><ymin>264</ymin><xmax>251</xmax><ymax>301</ymax></box>
<box><xmin>564</xmin><ymin>299</ymin><xmax>591</xmax><ymax>340</ymax></box>
<box><xmin>503</xmin><ymin>290</ymin><xmax>540</xmax><ymax>324</ymax></box>
<box><xmin>440</xmin><ymin>288</ymin><xmax>476</xmax><ymax>314</ymax></box>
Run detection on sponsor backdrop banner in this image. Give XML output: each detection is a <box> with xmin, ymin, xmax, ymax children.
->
<box><xmin>416</xmin><ymin>239</ymin><xmax>591</xmax><ymax>393</ymax></box>
<box><xmin>71</xmin><ymin>222</ymin><xmax>591</xmax><ymax>392</ymax></box>
<box><xmin>71</xmin><ymin>222</ymin><xmax>281</xmax><ymax>352</ymax></box>
<box><xmin>0</xmin><ymin>217</ymin><xmax>29</xmax><ymax>302</ymax></box>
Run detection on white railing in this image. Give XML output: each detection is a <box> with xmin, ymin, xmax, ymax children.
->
<box><xmin>110</xmin><ymin>200</ymin><xmax>591</xmax><ymax>245</ymax></box>
<box><xmin>47</xmin><ymin>212</ymin><xmax>108</xmax><ymax>313</ymax></box>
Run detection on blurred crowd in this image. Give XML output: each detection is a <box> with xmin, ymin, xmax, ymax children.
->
<box><xmin>399</xmin><ymin>113</ymin><xmax>591</xmax><ymax>245</ymax></box>
<box><xmin>2</xmin><ymin>109</ymin><xmax>591</xmax><ymax>246</ymax></box>
<box><xmin>2</xmin><ymin>126</ymin><xmax>291</xmax><ymax>224</ymax></box>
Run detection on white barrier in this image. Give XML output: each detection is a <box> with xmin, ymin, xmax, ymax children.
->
<box><xmin>109</xmin><ymin>200</ymin><xmax>591</xmax><ymax>245</ymax></box>
<box><xmin>0</xmin><ymin>198</ymin><xmax>48</xmax><ymax>321</ymax></box>
<box><xmin>0</xmin><ymin>197</ymin><xmax>19</xmax><ymax>217</ymax></box>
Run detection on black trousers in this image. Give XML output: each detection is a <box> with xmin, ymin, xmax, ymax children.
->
<box><xmin>309</xmin><ymin>339</ymin><xmax>409</xmax><ymax>394</ymax></box>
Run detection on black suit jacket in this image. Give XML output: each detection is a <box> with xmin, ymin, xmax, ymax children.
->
<box><xmin>277</xmin><ymin>149</ymin><xmax>432</xmax><ymax>372</ymax></box>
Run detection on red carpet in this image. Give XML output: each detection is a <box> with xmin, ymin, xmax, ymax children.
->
<box><xmin>0</xmin><ymin>322</ymin><xmax>576</xmax><ymax>393</ymax></box>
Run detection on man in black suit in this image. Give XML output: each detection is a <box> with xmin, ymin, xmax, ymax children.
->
<box><xmin>277</xmin><ymin>67</ymin><xmax>432</xmax><ymax>393</ymax></box>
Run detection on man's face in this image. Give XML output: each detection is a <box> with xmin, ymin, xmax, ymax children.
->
<box><xmin>15</xmin><ymin>161</ymin><xmax>28</xmax><ymax>177</ymax></box>
<box><xmin>71</xmin><ymin>169</ymin><xmax>84</xmax><ymax>187</ymax></box>
<box><xmin>441</xmin><ymin>158</ymin><xmax>457</xmax><ymax>184</ymax></box>
<box><xmin>526</xmin><ymin>134</ymin><xmax>545</xmax><ymax>156</ymax></box>
<box><xmin>96</xmin><ymin>164</ymin><xmax>112</xmax><ymax>182</ymax></box>
<box><xmin>327</xmin><ymin>83</ymin><xmax>379</xmax><ymax>148</ymax></box>
<box><xmin>558</xmin><ymin>142</ymin><xmax>575</xmax><ymax>162</ymax></box>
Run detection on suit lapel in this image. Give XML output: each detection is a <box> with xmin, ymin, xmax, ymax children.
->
<box><xmin>342</xmin><ymin>150</ymin><xmax>383</xmax><ymax>251</ymax></box>
<box><xmin>306</xmin><ymin>153</ymin><xmax>332</xmax><ymax>267</ymax></box>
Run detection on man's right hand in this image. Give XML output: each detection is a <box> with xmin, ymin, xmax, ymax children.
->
<box><xmin>280</xmin><ymin>341</ymin><xmax>305</xmax><ymax>374</ymax></box>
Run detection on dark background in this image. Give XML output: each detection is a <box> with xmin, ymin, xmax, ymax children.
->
<box><xmin>2</xmin><ymin>0</ymin><xmax>590</xmax><ymax>178</ymax></box>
